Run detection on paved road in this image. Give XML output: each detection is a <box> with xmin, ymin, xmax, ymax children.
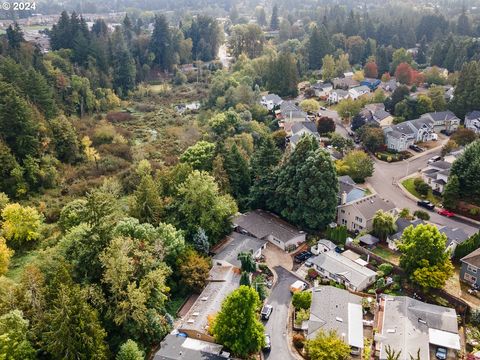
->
<box><xmin>264</xmin><ymin>266</ymin><xmax>301</xmax><ymax>360</ymax></box>
<box><xmin>369</xmin><ymin>150</ymin><xmax>479</xmax><ymax>235</ymax></box>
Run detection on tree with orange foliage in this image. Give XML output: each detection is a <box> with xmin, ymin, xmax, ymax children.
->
<box><xmin>395</xmin><ymin>63</ymin><xmax>414</xmax><ymax>85</ymax></box>
<box><xmin>364</xmin><ymin>61</ymin><xmax>378</xmax><ymax>78</ymax></box>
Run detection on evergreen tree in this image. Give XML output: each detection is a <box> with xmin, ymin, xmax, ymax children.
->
<box><xmin>416</xmin><ymin>36</ymin><xmax>427</xmax><ymax>65</ymax></box>
<box><xmin>269</xmin><ymin>136</ymin><xmax>338</xmax><ymax>230</ymax></box>
<box><xmin>224</xmin><ymin>144</ymin><xmax>251</xmax><ymax>208</ymax></box>
<box><xmin>25</xmin><ymin>68</ymin><xmax>58</xmax><ymax>119</ymax></box>
<box><xmin>442</xmin><ymin>174</ymin><xmax>460</xmax><ymax>209</ymax></box>
<box><xmin>457</xmin><ymin>6</ymin><xmax>471</xmax><ymax>36</ymax></box>
<box><xmin>308</xmin><ymin>25</ymin><xmax>331</xmax><ymax>70</ymax></box>
<box><xmin>150</xmin><ymin>15</ymin><xmax>175</xmax><ymax>71</ymax></box>
<box><xmin>376</xmin><ymin>46</ymin><xmax>390</xmax><ymax>75</ymax></box>
<box><xmin>112</xmin><ymin>28</ymin><xmax>136</xmax><ymax>97</ymax></box>
<box><xmin>450</xmin><ymin>61</ymin><xmax>480</xmax><ymax>118</ymax></box>
<box><xmin>430</xmin><ymin>43</ymin><xmax>444</xmax><ymax>67</ymax></box>
<box><xmin>270</xmin><ymin>5</ymin><xmax>279</xmax><ymax>30</ymax></box>
<box><xmin>116</xmin><ymin>339</ymin><xmax>144</xmax><ymax>360</ymax></box>
<box><xmin>186</xmin><ymin>16</ymin><xmax>221</xmax><ymax>62</ymax></box>
<box><xmin>6</xmin><ymin>22</ymin><xmax>24</xmax><ymax>49</ymax></box>
<box><xmin>267</xmin><ymin>52</ymin><xmax>298</xmax><ymax>97</ymax></box>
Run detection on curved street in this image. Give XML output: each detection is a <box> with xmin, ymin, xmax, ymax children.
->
<box><xmin>368</xmin><ymin>151</ymin><xmax>479</xmax><ymax>236</ymax></box>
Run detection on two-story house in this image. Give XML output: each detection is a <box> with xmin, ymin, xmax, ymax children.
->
<box><xmin>460</xmin><ymin>248</ymin><xmax>480</xmax><ymax>287</ymax></box>
<box><xmin>328</xmin><ymin>89</ymin><xmax>349</xmax><ymax>104</ymax></box>
<box><xmin>362</xmin><ymin>103</ymin><xmax>394</xmax><ymax>127</ymax></box>
<box><xmin>420</xmin><ymin>111</ymin><xmax>460</xmax><ymax>133</ymax></box>
<box><xmin>278</xmin><ymin>101</ymin><xmax>308</xmax><ymax>122</ymax></box>
<box><xmin>421</xmin><ymin>161</ymin><xmax>452</xmax><ymax>194</ymax></box>
<box><xmin>465</xmin><ymin>111</ymin><xmax>480</xmax><ymax>134</ymax></box>
<box><xmin>384</xmin><ymin>117</ymin><xmax>436</xmax><ymax>152</ymax></box>
<box><xmin>349</xmin><ymin>85</ymin><xmax>371</xmax><ymax>100</ymax></box>
<box><xmin>337</xmin><ymin>194</ymin><xmax>396</xmax><ymax>233</ymax></box>
<box><xmin>260</xmin><ymin>93</ymin><xmax>283</xmax><ymax>111</ymax></box>
<box><xmin>311</xmin><ymin>82</ymin><xmax>333</xmax><ymax>99</ymax></box>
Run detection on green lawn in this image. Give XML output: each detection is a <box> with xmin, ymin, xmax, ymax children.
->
<box><xmin>371</xmin><ymin>246</ymin><xmax>400</xmax><ymax>265</ymax></box>
<box><xmin>401</xmin><ymin>178</ymin><xmax>442</xmax><ymax>205</ymax></box>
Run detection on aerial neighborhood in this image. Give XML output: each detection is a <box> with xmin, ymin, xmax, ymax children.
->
<box><xmin>1</xmin><ymin>1</ymin><xmax>480</xmax><ymax>360</ymax></box>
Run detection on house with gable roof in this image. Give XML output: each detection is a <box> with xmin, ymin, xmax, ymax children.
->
<box><xmin>465</xmin><ymin>111</ymin><xmax>480</xmax><ymax>134</ymax></box>
<box><xmin>384</xmin><ymin>117</ymin><xmax>437</xmax><ymax>152</ymax></box>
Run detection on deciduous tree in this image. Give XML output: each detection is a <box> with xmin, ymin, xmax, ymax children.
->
<box><xmin>372</xmin><ymin>210</ymin><xmax>397</xmax><ymax>241</ymax></box>
<box><xmin>1</xmin><ymin>203</ymin><xmax>43</xmax><ymax>248</ymax></box>
<box><xmin>305</xmin><ymin>330</ymin><xmax>350</xmax><ymax>360</ymax></box>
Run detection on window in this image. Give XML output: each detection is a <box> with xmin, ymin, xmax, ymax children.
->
<box><xmin>341</xmin><ymin>209</ymin><xmax>345</xmax><ymax>214</ymax></box>
<box><xmin>464</xmin><ymin>273</ymin><xmax>477</xmax><ymax>284</ymax></box>
<box><xmin>355</xmin><ymin>216</ymin><xmax>363</xmax><ymax>223</ymax></box>
<box><xmin>468</xmin><ymin>265</ymin><xmax>478</xmax><ymax>274</ymax></box>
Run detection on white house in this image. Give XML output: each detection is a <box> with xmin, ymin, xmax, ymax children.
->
<box><xmin>420</xmin><ymin>111</ymin><xmax>460</xmax><ymax>133</ymax></box>
<box><xmin>328</xmin><ymin>89</ymin><xmax>349</xmax><ymax>104</ymax></box>
<box><xmin>421</xmin><ymin>160</ymin><xmax>452</xmax><ymax>194</ymax></box>
<box><xmin>309</xmin><ymin>250</ymin><xmax>377</xmax><ymax>291</ymax></box>
<box><xmin>465</xmin><ymin>111</ymin><xmax>480</xmax><ymax>134</ymax></box>
<box><xmin>348</xmin><ymin>85</ymin><xmax>370</xmax><ymax>100</ymax></box>
<box><xmin>260</xmin><ymin>93</ymin><xmax>283</xmax><ymax>111</ymax></box>
<box><xmin>384</xmin><ymin>117</ymin><xmax>437</xmax><ymax>152</ymax></box>
<box><xmin>311</xmin><ymin>82</ymin><xmax>333</xmax><ymax>99</ymax></box>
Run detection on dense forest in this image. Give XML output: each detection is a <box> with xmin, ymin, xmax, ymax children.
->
<box><xmin>0</xmin><ymin>0</ymin><xmax>480</xmax><ymax>358</ymax></box>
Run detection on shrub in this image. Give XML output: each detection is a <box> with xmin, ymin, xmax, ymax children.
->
<box><xmin>378</xmin><ymin>263</ymin><xmax>394</xmax><ymax>276</ymax></box>
<box><xmin>293</xmin><ymin>333</ymin><xmax>305</xmax><ymax>349</ymax></box>
<box><xmin>295</xmin><ymin>308</ymin><xmax>310</xmax><ymax>326</ymax></box>
<box><xmin>376</xmin><ymin>277</ymin><xmax>386</xmax><ymax>289</ymax></box>
<box><xmin>106</xmin><ymin>112</ymin><xmax>133</xmax><ymax>123</ymax></box>
<box><xmin>307</xmin><ymin>268</ymin><xmax>319</xmax><ymax>280</ymax></box>
<box><xmin>414</xmin><ymin>210</ymin><xmax>430</xmax><ymax>220</ymax></box>
<box><xmin>391</xmin><ymin>282</ymin><xmax>401</xmax><ymax>291</ymax></box>
<box><xmin>471</xmin><ymin>309</ymin><xmax>480</xmax><ymax>326</ymax></box>
<box><xmin>413</xmin><ymin>177</ymin><xmax>430</xmax><ymax>196</ymax></box>
<box><xmin>292</xmin><ymin>291</ymin><xmax>312</xmax><ymax>310</ymax></box>
<box><xmin>376</xmin><ymin>270</ymin><xmax>385</xmax><ymax>278</ymax></box>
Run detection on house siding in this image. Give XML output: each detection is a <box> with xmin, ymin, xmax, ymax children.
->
<box><xmin>460</xmin><ymin>262</ymin><xmax>479</xmax><ymax>286</ymax></box>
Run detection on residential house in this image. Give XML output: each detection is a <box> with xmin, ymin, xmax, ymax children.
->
<box><xmin>278</xmin><ymin>101</ymin><xmax>308</xmax><ymax>122</ymax></box>
<box><xmin>381</xmin><ymin>78</ymin><xmax>398</xmax><ymax>93</ymax></box>
<box><xmin>311</xmin><ymin>239</ymin><xmax>337</xmax><ymax>255</ymax></box>
<box><xmin>387</xmin><ymin>218</ymin><xmax>425</xmax><ymax>251</ymax></box>
<box><xmin>333</xmin><ymin>77</ymin><xmax>360</xmax><ymax>90</ymax></box>
<box><xmin>233</xmin><ymin>209</ymin><xmax>306</xmax><ymax>250</ymax></box>
<box><xmin>375</xmin><ymin>295</ymin><xmax>461</xmax><ymax>360</ymax></box>
<box><xmin>420</xmin><ymin>111</ymin><xmax>460</xmax><ymax>132</ymax></box>
<box><xmin>328</xmin><ymin>89</ymin><xmax>350</xmax><ymax>104</ymax></box>
<box><xmin>421</xmin><ymin>160</ymin><xmax>452</xmax><ymax>194</ymax></box>
<box><xmin>154</xmin><ymin>333</ymin><xmax>230</xmax><ymax>360</ymax></box>
<box><xmin>444</xmin><ymin>86</ymin><xmax>455</xmax><ymax>101</ymax></box>
<box><xmin>444</xmin><ymin>147</ymin><xmax>465</xmax><ymax>164</ymax></box>
<box><xmin>288</xmin><ymin>121</ymin><xmax>320</xmax><ymax>149</ymax></box>
<box><xmin>337</xmin><ymin>194</ymin><xmax>396</xmax><ymax>233</ymax></box>
<box><xmin>361</xmin><ymin>78</ymin><xmax>381</xmax><ymax>91</ymax></box>
<box><xmin>212</xmin><ymin>232</ymin><xmax>267</xmax><ymax>268</ymax></box>
<box><xmin>460</xmin><ymin>247</ymin><xmax>480</xmax><ymax>287</ymax></box>
<box><xmin>338</xmin><ymin>175</ymin><xmax>367</xmax><ymax>205</ymax></box>
<box><xmin>387</xmin><ymin>218</ymin><xmax>468</xmax><ymax>255</ymax></box>
<box><xmin>362</xmin><ymin>103</ymin><xmax>394</xmax><ymax>127</ymax></box>
<box><xmin>384</xmin><ymin>117</ymin><xmax>437</xmax><ymax>152</ymax></box>
<box><xmin>465</xmin><ymin>111</ymin><xmax>480</xmax><ymax>134</ymax></box>
<box><xmin>308</xmin><ymin>286</ymin><xmax>364</xmax><ymax>353</ymax></box>
<box><xmin>177</xmin><ymin>265</ymin><xmax>240</xmax><ymax>342</ymax></box>
<box><xmin>260</xmin><ymin>93</ymin><xmax>283</xmax><ymax>111</ymax></box>
<box><xmin>309</xmin><ymin>250</ymin><xmax>377</xmax><ymax>291</ymax></box>
<box><xmin>349</xmin><ymin>85</ymin><xmax>371</xmax><ymax>100</ymax></box>
<box><xmin>311</xmin><ymin>82</ymin><xmax>333</xmax><ymax>99</ymax></box>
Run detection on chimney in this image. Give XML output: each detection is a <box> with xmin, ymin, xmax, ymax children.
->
<box><xmin>341</xmin><ymin>191</ymin><xmax>347</xmax><ymax>205</ymax></box>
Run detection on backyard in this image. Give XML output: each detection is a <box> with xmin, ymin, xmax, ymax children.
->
<box><xmin>370</xmin><ymin>245</ymin><xmax>400</xmax><ymax>265</ymax></box>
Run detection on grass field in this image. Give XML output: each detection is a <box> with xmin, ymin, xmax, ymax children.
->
<box><xmin>371</xmin><ymin>246</ymin><xmax>400</xmax><ymax>265</ymax></box>
<box><xmin>401</xmin><ymin>178</ymin><xmax>442</xmax><ymax>205</ymax></box>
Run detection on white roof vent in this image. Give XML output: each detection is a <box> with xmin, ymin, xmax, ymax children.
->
<box><xmin>387</xmin><ymin>329</ymin><xmax>396</xmax><ymax>333</ymax></box>
<box><xmin>336</xmin><ymin>317</ymin><xmax>343</xmax><ymax>322</ymax></box>
<box><xmin>187</xmin><ymin>319</ymin><xmax>195</xmax><ymax>324</ymax></box>
<box><xmin>192</xmin><ymin>312</ymin><xmax>200</xmax><ymax>316</ymax></box>
<box><xmin>201</xmin><ymin>296</ymin><xmax>208</xmax><ymax>301</ymax></box>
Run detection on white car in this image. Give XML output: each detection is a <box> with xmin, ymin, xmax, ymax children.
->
<box><xmin>428</xmin><ymin>156</ymin><xmax>442</xmax><ymax>164</ymax></box>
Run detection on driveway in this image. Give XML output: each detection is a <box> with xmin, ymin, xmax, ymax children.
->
<box><xmin>368</xmin><ymin>149</ymin><xmax>478</xmax><ymax>235</ymax></box>
<box><xmin>321</xmin><ymin>109</ymin><xmax>350</xmax><ymax>138</ymax></box>
<box><xmin>264</xmin><ymin>266</ymin><xmax>303</xmax><ymax>360</ymax></box>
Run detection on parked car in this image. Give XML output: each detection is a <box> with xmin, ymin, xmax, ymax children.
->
<box><xmin>261</xmin><ymin>304</ymin><xmax>273</xmax><ymax>320</ymax></box>
<box><xmin>263</xmin><ymin>334</ymin><xmax>271</xmax><ymax>352</ymax></box>
<box><xmin>294</xmin><ymin>251</ymin><xmax>313</xmax><ymax>263</ymax></box>
<box><xmin>290</xmin><ymin>280</ymin><xmax>307</xmax><ymax>293</ymax></box>
<box><xmin>305</xmin><ymin>259</ymin><xmax>314</xmax><ymax>267</ymax></box>
<box><xmin>320</xmin><ymin>106</ymin><xmax>327</xmax><ymax>110</ymax></box>
<box><xmin>441</xmin><ymin>129</ymin><xmax>454</xmax><ymax>136</ymax></box>
<box><xmin>409</xmin><ymin>144</ymin><xmax>424</xmax><ymax>152</ymax></box>
<box><xmin>437</xmin><ymin>209</ymin><xmax>455</xmax><ymax>217</ymax></box>
<box><xmin>417</xmin><ymin>200</ymin><xmax>435</xmax><ymax>210</ymax></box>
<box><xmin>350</xmin><ymin>346</ymin><xmax>361</xmax><ymax>356</ymax></box>
<box><xmin>435</xmin><ymin>347</ymin><xmax>447</xmax><ymax>360</ymax></box>
<box><xmin>428</xmin><ymin>155</ymin><xmax>442</xmax><ymax>164</ymax></box>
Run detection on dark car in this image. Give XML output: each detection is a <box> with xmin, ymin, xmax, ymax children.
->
<box><xmin>409</xmin><ymin>144</ymin><xmax>424</xmax><ymax>152</ymax></box>
<box><xmin>294</xmin><ymin>251</ymin><xmax>313</xmax><ymax>263</ymax></box>
<box><xmin>417</xmin><ymin>200</ymin><xmax>435</xmax><ymax>210</ymax></box>
<box><xmin>263</xmin><ymin>334</ymin><xmax>271</xmax><ymax>352</ymax></box>
<box><xmin>435</xmin><ymin>346</ymin><xmax>447</xmax><ymax>360</ymax></box>
<box><xmin>261</xmin><ymin>304</ymin><xmax>273</xmax><ymax>320</ymax></box>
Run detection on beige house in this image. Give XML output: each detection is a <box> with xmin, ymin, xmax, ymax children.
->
<box><xmin>337</xmin><ymin>194</ymin><xmax>396</xmax><ymax>232</ymax></box>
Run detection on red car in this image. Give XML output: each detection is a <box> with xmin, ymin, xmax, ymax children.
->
<box><xmin>437</xmin><ymin>209</ymin><xmax>455</xmax><ymax>217</ymax></box>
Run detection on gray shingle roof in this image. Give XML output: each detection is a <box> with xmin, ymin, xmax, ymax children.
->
<box><xmin>212</xmin><ymin>233</ymin><xmax>267</xmax><ymax>268</ymax></box>
<box><xmin>358</xmin><ymin>234</ymin><xmax>380</xmax><ymax>245</ymax></box>
<box><xmin>461</xmin><ymin>247</ymin><xmax>480</xmax><ymax>267</ymax></box>
<box><xmin>421</xmin><ymin>111</ymin><xmax>459</xmax><ymax>122</ymax></box>
<box><xmin>466</xmin><ymin>111</ymin><xmax>480</xmax><ymax>121</ymax></box>
<box><xmin>154</xmin><ymin>334</ymin><xmax>227</xmax><ymax>360</ymax></box>
<box><xmin>309</xmin><ymin>251</ymin><xmax>377</xmax><ymax>289</ymax></box>
<box><xmin>308</xmin><ymin>286</ymin><xmax>363</xmax><ymax>346</ymax></box>
<box><xmin>339</xmin><ymin>195</ymin><xmax>396</xmax><ymax>222</ymax></box>
<box><xmin>438</xmin><ymin>226</ymin><xmax>469</xmax><ymax>247</ymax></box>
<box><xmin>429</xmin><ymin>161</ymin><xmax>452</xmax><ymax>170</ymax></box>
<box><xmin>233</xmin><ymin>210</ymin><xmax>304</xmax><ymax>243</ymax></box>
<box><xmin>377</xmin><ymin>295</ymin><xmax>459</xmax><ymax>360</ymax></box>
